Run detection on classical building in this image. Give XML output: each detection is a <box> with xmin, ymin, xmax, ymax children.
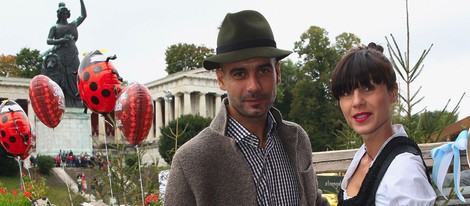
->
<box><xmin>146</xmin><ymin>68</ymin><xmax>224</xmax><ymax>140</ymax></box>
<box><xmin>0</xmin><ymin>68</ymin><xmax>224</xmax><ymax>157</ymax></box>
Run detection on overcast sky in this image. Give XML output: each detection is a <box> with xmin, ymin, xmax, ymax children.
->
<box><xmin>1</xmin><ymin>0</ymin><xmax>470</xmax><ymax>120</ymax></box>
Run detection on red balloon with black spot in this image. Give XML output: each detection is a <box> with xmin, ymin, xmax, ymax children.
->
<box><xmin>77</xmin><ymin>50</ymin><xmax>123</xmax><ymax>114</ymax></box>
<box><xmin>115</xmin><ymin>83</ymin><xmax>154</xmax><ymax>145</ymax></box>
<box><xmin>0</xmin><ymin>100</ymin><xmax>32</xmax><ymax>157</ymax></box>
<box><xmin>20</xmin><ymin>126</ymin><xmax>35</xmax><ymax>160</ymax></box>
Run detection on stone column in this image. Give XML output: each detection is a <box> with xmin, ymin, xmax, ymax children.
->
<box><xmin>199</xmin><ymin>92</ymin><xmax>206</xmax><ymax>117</ymax></box>
<box><xmin>175</xmin><ymin>94</ymin><xmax>182</xmax><ymax>118</ymax></box>
<box><xmin>98</xmin><ymin>114</ymin><xmax>105</xmax><ymax>145</ymax></box>
<box><xmin>155</xmin><ymin>99</ymin><xmax>163</xmax><ymax>139</ymax></box>
<box><xmin>165</xmin><ymin>98</ymin><xmax>172</xmax><ymax>125</ymax></box>
<box><xmin>184</xmin><ymin>92</ymin><xmax>191</xmax><ymax>115</ymax></box>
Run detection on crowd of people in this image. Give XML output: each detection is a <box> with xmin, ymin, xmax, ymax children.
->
<box><xmin>54</xmin><ymin>150</ymin><xmax>106</xmax><ymax>169</ymax></box>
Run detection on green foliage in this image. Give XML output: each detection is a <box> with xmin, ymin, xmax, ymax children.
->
<box><xmin>158</xmin><ymin>114</ymin><xmax>212</xmax><ymax>164</ymax></box>
<box><xmin>289</xmin><ymin>26</ymin><xmax>360</xmax><ymax>151</ymax></box>
<box><xmin>36</xmin><ymin>155</ymin><xmax>55</xmax><ymax>175</ymax></box>
<box><xmin>275</xmin><ymin>59</ymin><xmax>299</xmax><ymax>117</ymax></box>
<box><xmin>22</xmin><ymin>174</ymin><xmax>48</xmax><ymax>200</ymax></box>
<box><xmin>15</xmin><ymin>48</ymin><xmax>42</xmax><ymax>78</ymax></box>
<box><xmin>94</xmin><ymin>144</ymin><xmax>162</xmax><ymax>206</ymax></box>
<box><xmin>165</xmin><ymin>43</ymin><xmax>214</xmax><ymax>74</ymax></box>
<box><xmin>0</xmin><ymin>48</ymin><xmax>42</xmax><ymax>78</ymax></box>
<box><xmin>335</xmin><ymin>121</ymin><xmax>362</xmax><ymax>150</ymax></box>
<box><xmin>0</xmin><ymin>54</ymin><xmax>19</xmax><ymax>77</ymax></box>
<box><xmin>124</xmin><ymin>153</ymin><xmax>138</xmax><ymax>167</ymax></box>
<box><xmin>0</xmin><ymin>157</ymin><xmax>19</xmax><ymax>177</ymax></box>
<box><xmin>0</xmin><ymin>186</ymin><xmax>30</xmax><ymax>206</ymax></box>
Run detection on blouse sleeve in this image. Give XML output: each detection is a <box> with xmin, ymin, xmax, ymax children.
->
<box><xmin>376</xmin><ymin>152</ymin><xmax>436</xmax><ymax>206</ymax></box>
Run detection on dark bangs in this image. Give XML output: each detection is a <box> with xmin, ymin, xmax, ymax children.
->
<box><xmin>331</xmin><ymin>48</ymin><xmax>396</xmax><ymax>100</ymax></box>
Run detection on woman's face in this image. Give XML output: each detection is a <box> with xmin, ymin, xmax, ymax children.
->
<box><xmin>338</xmin><ymin>82</ymin><xmax>397</xmax><ymax>139</ymax></box>
<box><xmin>58</xmin><ymin>8</ymin><xmax>71</xmax><ymax>19</ymax></box>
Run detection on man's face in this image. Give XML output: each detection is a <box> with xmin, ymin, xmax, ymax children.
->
<box><xmin>216</xmin><ymin>57</ymin><xmax>280</xmax><ymax>123</ymax></box>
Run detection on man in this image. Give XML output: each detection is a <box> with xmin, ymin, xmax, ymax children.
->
<box><xmin>165</xmin><ymin>10</ymin><xmax>329</xmax><ymax>206</ymax></box>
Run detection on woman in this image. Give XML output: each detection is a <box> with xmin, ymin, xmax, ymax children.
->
<box><xmin>46</xmin><ymin>0</ymin><xmax>86</xmax><ymax>107</ymax></box>
<box><xmin>331</xmin><ymin>43</ymin><xmax>436</xmax><ymax>205</ymax></box>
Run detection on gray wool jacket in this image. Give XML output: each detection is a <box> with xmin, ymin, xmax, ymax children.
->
<box><xmin>164</xmin><ymin>101</ymin><xmax>330</xmax><ymax>206</ymax></box>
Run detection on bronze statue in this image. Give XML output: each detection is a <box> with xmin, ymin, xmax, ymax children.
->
<box><xmin>43</xmin><ymin>0</ymin><xmax>86</xmax><ymax>108</ymax></box>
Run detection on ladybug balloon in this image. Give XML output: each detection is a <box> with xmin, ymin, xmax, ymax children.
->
<box><xmin>77</xmin><ymin>50</ymin><xmax>123</xmax><ymax>114</ymax></box>
<box><xmin>115</xmin><ymin>83</ymin><xmax>154</xmax><ymax>145</ymax></box>
<box><xmin>0</xmin><ymin>100</ymin><xmax>32</xmax><ymax>157</ymax></box>
<box><xmin>29</xmin><ymin>75</ymin><xmax>65</xmax><ymax>128</ymax></box>
<box><xmin>20</xmin><ymin>127</ymin><xmax>35</xmax><ymax>160</ymax></box>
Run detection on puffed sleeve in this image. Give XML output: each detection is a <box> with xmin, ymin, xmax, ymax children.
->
<box><xmin>376</xmin><ymin>153</ymin><xmax>436</xmax><ymax>206</ymax></box>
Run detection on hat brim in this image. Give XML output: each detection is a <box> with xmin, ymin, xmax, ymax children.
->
<box><xmin>203</xmin><ymin>47</ymin><xmax>292</xmax><ymax>70</ymax></box>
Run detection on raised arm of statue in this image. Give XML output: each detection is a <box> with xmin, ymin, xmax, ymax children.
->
<box><xmin>76</xmin><ymin>0</ymin><xmax>87</xmax><ymax>26</ymax></box>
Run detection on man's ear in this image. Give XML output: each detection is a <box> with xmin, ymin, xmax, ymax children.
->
<box><xmin>215</xmin><ymin>69</ymin><xmax>226</xmax><ymax>91</ymax></box>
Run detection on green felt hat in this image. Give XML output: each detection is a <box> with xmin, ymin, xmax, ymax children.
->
<box><xmin>203</xmin><ymin>10</ymin><xmax>292</xmax><ymax>70</ymax></box>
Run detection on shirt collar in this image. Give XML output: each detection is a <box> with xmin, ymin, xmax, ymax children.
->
<box><xmin>226</xmin><ymin>111</ymin><xmax>277</xmax><ymax>144</ymax></box>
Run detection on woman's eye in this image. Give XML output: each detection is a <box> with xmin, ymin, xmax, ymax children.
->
<box><xmin>341</xmin><ymin>91</ymin><xmax>352</xmax><ymax>97</ymax></box>
<box><xmin>363</xmin><ymin>85</ymin><xmax>375</xmax><ymax>92</ymax></box>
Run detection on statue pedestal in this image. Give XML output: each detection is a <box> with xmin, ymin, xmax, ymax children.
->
<box><xmin>35</xmin><ymin>107</ymin><xmax>92</xmax><ymax>156</ymax></box>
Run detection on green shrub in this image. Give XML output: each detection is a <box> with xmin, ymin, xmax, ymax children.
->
<box><xmin>0</xmin><ymin>157</ymin><xmax>19</xmax><ymax>177</ymax></box>
<box><xmin>36</xmin><ymin>155</ymin><xmax>55</xmax><ymax>175</ymax></box>
<box><xmin>124</xmin><ymin>153</ymin><xmax>137</xmax><ymax>167</ymax></box>
<box><xmin>158</xmin><ymin>114</ymin><xmax>212</xmax><ymax>164</ymax></box>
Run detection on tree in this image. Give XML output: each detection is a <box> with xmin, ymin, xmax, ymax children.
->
<box><xmin>418</xmin><ymin>110</ymin><xmax>458</xmax><ymax>137</ymax></box>
<box><xmin>164</xmin><ymin>43</ymin><xmax>214</xmax><ymax>74</ymax></box>
<box><xmin>15</xmin><ymin>48</ymin><xmax>43</xmax><ymax>78</ymax></box>
<box><xmin>94</xmin><ymin>144</ymin><xmax>161</xmax><ymax>205</ymax></box>
<box><xmin>386</xmin><ymin>0</ymin><xmax>460</xmax><ymax>143</ymax></box>
<box><xmin>0</xmin><ymin>54</ymin><xmax>19</xmax><ymax>77</ymax></box>
<box><xmin>158</xmin><ymin>114</ymin><xmax>212</xmax><ymax>164</ymax></box>
<box><xmin>289</xmin><ymin>26</ymin><xmax>360</xmax><ymax>151</ymax></box>
<box><xmin>274</xmin><ymin>59</ymin><xmax>299</xmax><ymax>117</ymax></box>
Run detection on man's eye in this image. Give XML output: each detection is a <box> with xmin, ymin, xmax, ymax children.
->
<box><xmin>259</xmin><ymin>68</ymin><xmax>270</xmax><ymax>74</ymax></box>
<box><xmin>258</xmin><ymin>67</ymin><xmax>272</xmax><ymax>75</ymax></box>
<box><xmin>232</xmin><ymin>71</ymin><xmax>246</xmax><ymax>78</ymax></box>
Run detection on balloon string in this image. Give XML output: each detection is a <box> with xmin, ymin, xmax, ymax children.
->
<box><xmin>102</xmin><ymin>115</ymin><xmax>115</xmax><ymax>205</ymax></box>
<box><xmin>17</xmin><ymin>157</ymin><xmax>24</xmax><ymax>191</ymax></box>
<box><xmin>136</xmin><ymin>145</ymin><xmax>145</xmax><ymax>206</ymax></box>
<box><xmin>105</xmin><ymin>113</ymin><xmax>116</xmax><ymax>127</ymax></box>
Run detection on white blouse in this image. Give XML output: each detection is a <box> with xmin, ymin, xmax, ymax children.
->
<box><xmin>340</xmin><ymin>124</ymin><xmax>436</xmax><ymax>206</ymax></box>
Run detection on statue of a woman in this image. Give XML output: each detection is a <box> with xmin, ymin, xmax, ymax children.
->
<box><xmin>45</xmin><ymin>0</ymin><xmax>86</xmax><ymax>108</ymax></box>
